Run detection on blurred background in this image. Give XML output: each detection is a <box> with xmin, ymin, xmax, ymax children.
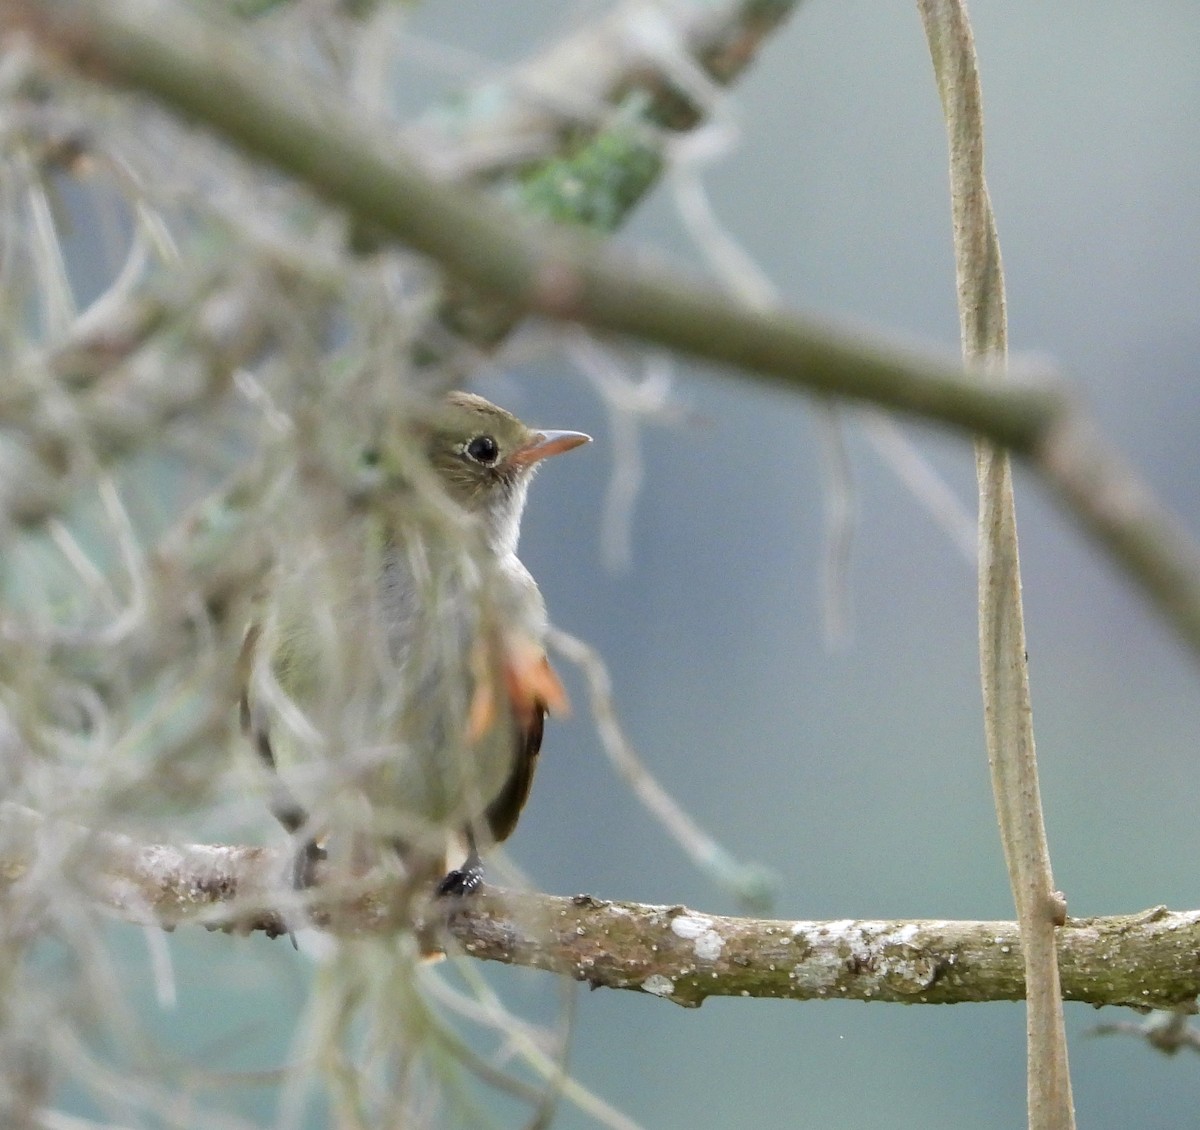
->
<box><xmin>41</xmin><ymin>1</ymin><xmax>1200</xmax><ymax>1127</ymax></box>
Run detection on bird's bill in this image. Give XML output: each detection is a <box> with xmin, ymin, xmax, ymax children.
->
<box><xmin>510</xmin><ymin>429</ymin><xmax>592</xmax><ymax>467</ymax></box>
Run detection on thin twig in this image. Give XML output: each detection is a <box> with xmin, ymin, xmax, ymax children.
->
<box><xmin>916</xmin><ymin>3</ymin><xmax>1075</xmax><ymax>1128</ymax></box>
<box><xmin>548</xmin><ymin>628</ymin><xmax>778</xmax><ymax>912</ymax></box>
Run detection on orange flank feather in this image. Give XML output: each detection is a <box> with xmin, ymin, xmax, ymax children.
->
<box><xmin>465</xmin><ymin>638</ymin><xmax>569</xmax><ymax>744</ymax></box>
<box><xmin>465</xmin><ymin>677</ymin><xmax>497</xmax><ymax>744</ymax></box>
<box><xmin>505</xmin><ymin>650</ymin><xmax>569</xmax><ymax>720</ymax></box>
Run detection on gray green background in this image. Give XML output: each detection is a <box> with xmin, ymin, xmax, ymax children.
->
<box><xmin>101</xmin><ymin>2</ymin><xmax>1200</xmax><ymax>1127</ymax></box>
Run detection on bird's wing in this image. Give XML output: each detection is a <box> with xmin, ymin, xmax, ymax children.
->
<box><xmin>481</xmin><ymin>649</ymin><xmax>567</xmax><ymax>844</ymax></box>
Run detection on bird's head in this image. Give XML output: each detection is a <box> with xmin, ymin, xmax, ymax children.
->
<box><xmin>416</xmin><ymin>392</ymin><xmax>590</xmax><ymax>554</ymax></box>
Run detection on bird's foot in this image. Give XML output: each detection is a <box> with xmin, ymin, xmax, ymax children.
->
<box><xmin>292</xmin><ymin>839</ymin><xmax>327</xmax><ymax>892</ymax></box>
<box><xmin>436</xmin><ymin>853</ymin><xmax>484</xmax><ymax>898</ymax></box>
<box><xmin>275</xmin><ymin>841</ymin><xmax>327</xmax><ymax>949</ymax></box>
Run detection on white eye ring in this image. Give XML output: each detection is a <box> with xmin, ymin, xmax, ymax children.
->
<box><xmin>464</xmin><ymin>434</ymin><xmax>500</xmax><ymax>465</ymax></box>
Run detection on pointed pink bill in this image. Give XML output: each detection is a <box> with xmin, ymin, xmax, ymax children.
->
<box><xmin>510</xmin><ymin>429</ymin><xmax>591</xmax><ymax>468</ymax></box>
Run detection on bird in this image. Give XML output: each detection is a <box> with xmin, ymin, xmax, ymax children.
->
<box><xmin>239</xmin><ymin>391</ymin><xmax>591</xmax><ymax>909</ymax></box>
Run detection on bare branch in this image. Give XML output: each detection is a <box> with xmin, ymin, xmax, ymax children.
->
<box><xmin>10</xmin><ymin>0</ymin><xmax>1200</xmax><ymax>671</ymax></box>
<box><xmin>406</xmin><ymin>0</ymin><xmax>799</xmax><ymax>179</ymax></box>
<box><xmin>7</xmin><ymin>813</ymin><xmax>1195</xmax><ymax>1012</ymax></box>
<box><xmin>446</xmin><ymin>898</ymin><xmax>1200</xmax><ymax>1013</ymax></box>
<box><xmin>2</xmin><ymin>0</ymin><xmax>1061</xmax><ymax>441</ymax></box>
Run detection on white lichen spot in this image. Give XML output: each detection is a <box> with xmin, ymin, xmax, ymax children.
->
<box><xmin>672</xmin><ymin>914</ymin><xmax>723</xmax><ymax>961</ymax></box>
<box><xmin>795</xmin><ymin>943</ymin><xmax>850</xmax><ymax>992</ymax></box>
<box><xmin>671</xmin><ymin>915</ymin><xmax>713</xmax><ymax>940</ymax></box>
<box><xmin>883</xmin><ymin>954</ymin><xmax>940</xmax><ymax>993</ymax></box>
<box><xmin>642</xmin><ymin>974</ymin><xmax>675</xmax><ymax>997</ymax></box>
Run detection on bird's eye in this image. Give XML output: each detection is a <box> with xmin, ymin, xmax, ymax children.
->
<box><xmin>465</xmin><ymin>434</ymin><xmax>500</xmax><ymax>465</ymax></box>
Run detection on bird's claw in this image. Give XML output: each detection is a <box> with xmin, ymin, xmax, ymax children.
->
<box><xmin>437</xmin><ymin>857</ymin><xmax>484</xmax><ymax>898</ymax></box>
<box><xmin>292</xmin><ymin>839</ymin><xmax>327</xmax><ymax>891</ymax></box>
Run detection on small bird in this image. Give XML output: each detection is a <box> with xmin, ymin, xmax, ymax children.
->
<box><xmin>239</xmin><ymin>391</ymin><xmax>590</xmax><ymax>905</ymax></box>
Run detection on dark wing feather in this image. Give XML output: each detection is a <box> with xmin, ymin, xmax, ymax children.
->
<box><xmin>483</xmin><ymin>703</ymin><xmax>545</xmax><ymax>844</ymax></box>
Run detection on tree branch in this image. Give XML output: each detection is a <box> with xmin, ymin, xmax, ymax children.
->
<box><xmin>0</xmin><ymin>0</ymin><xmax>1063</xmax><ymax>445</ymax></box>
<box><xmin>406</xmin><ymin>0</ymin><xmax>800</xmax><ymax>179</ymax></box>
<box><xmin>6</xmin><ymin>814</ymin><xmax>1193</xmax><ymax>1012</ymax></box>
<box><xmin>10</xmin><ymin>0</ymin><xmax>1200</xmax><ymax>668</ymax></box>
<box><xmin>445</xmin><ymin>896</ymin><xmax>1200</xmax><ymax>1013</ymax></box>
